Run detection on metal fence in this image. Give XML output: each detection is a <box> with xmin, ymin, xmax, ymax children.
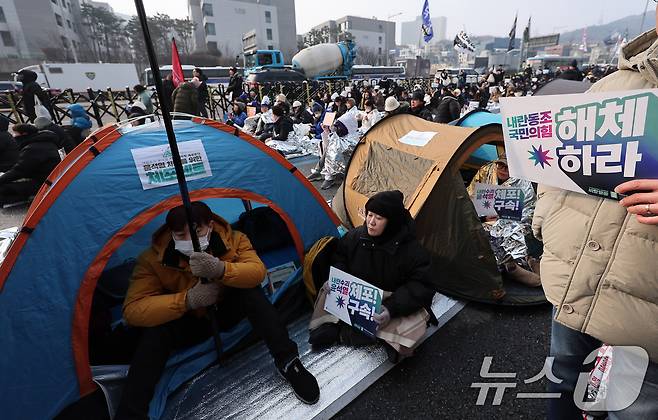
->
<box><xmin>0</xmin><ymin>78</ymin><xmax>435</xmax><ymax>126</ymax></box>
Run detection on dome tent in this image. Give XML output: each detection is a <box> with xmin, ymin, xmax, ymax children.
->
<box><xmin>333</xmin><ymin>113</ymin><xmax>546</xmax><ymax>306</ymax></box>
<box><xmin>0</xmin><ymin>118</ymin><xmax>341</xmax><ymax>419</ymax></box>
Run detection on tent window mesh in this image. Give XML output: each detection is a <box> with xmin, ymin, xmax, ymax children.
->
<box><xmin>351</xmin><ymin>142</ymin><xmax>434</xmax><ymax>205</ymax></box>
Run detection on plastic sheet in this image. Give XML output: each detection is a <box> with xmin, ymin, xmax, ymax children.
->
<box><xmin>265</xmin><ymin>125</ymin><xmax>321</xmax><ymax>159</ymax></box>
<box><xmin>321</xmin><ymin>132</ymin><xmax>359</xmax><ymax>180</ymax></box>
<box><xmin>161</xmin><ymin>293</ymin><xmax>463</xmax><ymax>420</ymax></box>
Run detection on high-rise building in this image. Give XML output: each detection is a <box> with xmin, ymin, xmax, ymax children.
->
<box><xmin>188</xmin><ymin>0</ymin><xmax>297</xmax><ymax>63</ymax></box>
<box><xmin>307</xmin><ymin>16</ymin><xmax>396</xmax><ymax>66</ymax></box>
<box><xmin>0</xmin><ymin>0</ymin><xmax>83</xmax><ymax>61</ymax></box>
<box><xmin>400</xmin><ymin>15</ymin><xmax>447</xmax><ymax>46</ymax></box>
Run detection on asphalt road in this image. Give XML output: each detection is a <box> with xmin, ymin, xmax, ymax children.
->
<box><xmin>336</xmin><ymin>302</ymin><xmax>553</xmax><ymax>420</ymax></box>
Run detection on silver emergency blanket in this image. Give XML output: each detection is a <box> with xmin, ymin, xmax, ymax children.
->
<box><xmin>482</xmin><ymin>178</ymin><xmax>536</xmax><ymax>264</ymax></box>
<box><xmin>265</xmin><ymin>124</ymin><xmax>321</xmax><ymax>159</ymax></box>
<box><xmin>160</xmin><ymin>293</ymin><xmax>463</xmax><ymax>420</ymax></box>
<box><xmin>320</xmin><ymin>131</ymin><xmax>360</xmax><ymax>181</ymax></box>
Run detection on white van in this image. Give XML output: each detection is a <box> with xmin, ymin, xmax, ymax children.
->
<box><xmin>16</xmin><ymin>62</ymin><xmax>140</xmax><ymax>92</ymax></box>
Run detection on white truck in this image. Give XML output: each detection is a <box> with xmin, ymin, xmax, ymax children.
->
<box><xmin>15</xmin><ymin>62</ymin><xmax>140</xmax><ymax>92</ymax></box>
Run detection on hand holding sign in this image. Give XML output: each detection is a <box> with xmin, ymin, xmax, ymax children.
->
<box><xmin>616</xmin><ymin>179</ymin><xmax>658</xmax><ymax>225</ymax></box>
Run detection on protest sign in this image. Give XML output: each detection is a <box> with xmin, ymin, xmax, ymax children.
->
<box><xmin>471</xmin><ymin>183</ymin><xmax>525</xmax><ymax>221</ymax></box>
<box><xmin>131</xmin><ymin>140</ymin><xmax>212</xmax><ymax>190</ymax></box>
<box><xmin>501</xmin><ymin>89</ymin><xmax>658</xmax><ymax>200</ymax></box>
<box><xmin>322</xmin><ymin>111</ymin><xmax>336</xmax><ymax>127</ymax></box>
<box><xmin>324</xmin><ymin>266</ymin><xmax>383</xmax><ymax>337</ymax></box>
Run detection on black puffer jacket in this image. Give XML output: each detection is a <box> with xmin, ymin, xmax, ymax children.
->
<box><xmin>0</xmin><ymin>131</ymin><xmax>60</xmax><ymax>185</ymax></box>
<box><xmin>271</xmin><ymin>116</ymin><xmax>294</xmax><ymax>141</ymax></box>
<box><xmin>433</xmin><ymin>95</ymin><xmax>461</xmax><ymax>123</ymax></box>
<box><xmin>171</xmin><ymin>83</ymin><xmax>199</xmax><ymax>116</ymax></box>
<box><xmin>226</xmin><ymin>74</ymin><xmax>243</xmax><ymax>99</ymax></box>
<box><xmin>291</xmin><ymin>107</ymin><xmax>313</xmax><ymax>124</ymax></box>
<box><xmin>0</xmin><ymin>116</ymin><xmax>18</xmax><ymax>172</ymax></box>
<box><xmin>17</xmin><ymin>69</ymin><xmax>51</xmax><ymax>122</ymax></box>
<box><xmin>410</xmin><ymin>105</ymin><xmax>434</xmax><ymax>121</ymax></box>
<box><xmin>331</xmin><ymin>220</ymin><xmax>435</xmax><ymax>318</ymax></box>
<box><xmin>42</xmin><ymin>123</ymin><xmax>75</xmax><ymax>153</ymax></box>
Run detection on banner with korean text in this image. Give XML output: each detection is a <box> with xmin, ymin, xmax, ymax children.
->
<box><xmin>500</xmin><ymin>89</ymin><xmax>658</xmax><ymax>200</ymax></box>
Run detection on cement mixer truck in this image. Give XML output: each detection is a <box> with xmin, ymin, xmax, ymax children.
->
<box><xmin>243</xmin><ymin>40</ymin><xmax>357</xmax><ymax>81</ymax></box>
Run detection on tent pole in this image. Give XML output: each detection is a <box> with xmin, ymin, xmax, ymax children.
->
<box><xmin>133</xmin><ymin>0</ymin><xmax>223</xmax><ymax>358</ymax></box>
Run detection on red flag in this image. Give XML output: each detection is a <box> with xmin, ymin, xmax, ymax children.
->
<box><xmin>171</xmin><ymin>38</ymin><xmax>184</xmax><ymax>88</ymax></box>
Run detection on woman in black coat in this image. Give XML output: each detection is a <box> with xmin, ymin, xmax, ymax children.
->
<box><xmin>309</xmin><ymin>190</ymin><xmax>436</xmax><ymax>359</ymax></box>
<box><xmin>0</xmin><ymin>124</ymin><xmax>60</xmax><ymax>205</ymax></box>
<box><xmin>0</xmin><ymin>116</ymin><xmax>19</xmax><ymax>172</ymax></box>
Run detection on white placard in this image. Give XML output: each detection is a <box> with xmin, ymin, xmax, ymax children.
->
<box><xmin>398</xmin><ymin>130</ymin><xmax>437</xmax><ymax>147</ymax></box>
<box><xmin>131</xmin><ymin>140</ymin><xmax>212</xmax><ymax>190</ymax></box>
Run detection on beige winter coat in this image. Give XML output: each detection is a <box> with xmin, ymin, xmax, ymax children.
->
<box><xmin>533</xmin><ymin>29</ymin><xmax>658</xmax><ymax>363</ymax></box>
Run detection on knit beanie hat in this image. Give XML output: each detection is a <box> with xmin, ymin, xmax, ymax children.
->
<box><xmin>365</xmin><ymin>190</ymin><xmax>406</xmax><ymax>226</ymax></box>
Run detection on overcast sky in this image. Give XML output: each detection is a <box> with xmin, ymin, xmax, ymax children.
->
<box><xmin>107</xmin><ymin>0</ymin><xmax>652</xmax><ymax>42</ymax></box>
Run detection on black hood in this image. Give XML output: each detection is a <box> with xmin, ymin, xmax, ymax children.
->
<box><xmin>17</xmin><ymin>69</ymin><xmax>38</xmax><ymax>84</ymax></box>
<box><xmin>16</xmin><ymin>130</ymin><xmax>58</xmax><ymax>150</ymax></box>
<box><xmin>0</xmin><ymin>115</ymin><xmax>9</xmax><ymax>132</ymax></box>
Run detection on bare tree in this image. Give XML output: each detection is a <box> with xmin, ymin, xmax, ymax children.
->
<box><xmin>354</xmin><ymin>46</ymin><xmax>379</xmax><ymax>65</ymax></box>
<box><xmin>173</xmin><ymin>18</ymin><xmax>197</xmax><ymax>57</ymax></box>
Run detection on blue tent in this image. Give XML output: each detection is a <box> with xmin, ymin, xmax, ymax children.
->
<box><xmin>451</xmin><ymin>110</ymin><xmax>502</xmax><ymax>165</ymax></box>
<box><xmin>0</xmin><ymin>119</ymin><xmax>341</xmax><ymax>419</ymax></box>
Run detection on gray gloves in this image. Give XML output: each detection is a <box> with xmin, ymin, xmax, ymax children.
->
<box><xmin>185</xmin><ymin>280</ymin><xmax>221</xmax><ymax>310</ymax></box>
<box><xmin>189</xmin><ymin>252</ymin><xmax>226</xmax><ymax>280</ymax></box>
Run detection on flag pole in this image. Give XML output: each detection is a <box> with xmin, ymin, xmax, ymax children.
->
<box><xmin>133</xmin><ymin>0</ymin><xmax>223</xmax><ymax>357</ymax></box>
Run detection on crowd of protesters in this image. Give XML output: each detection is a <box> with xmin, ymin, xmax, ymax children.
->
<box><xmin>223</xmin><ymin>60</ymin><xmax>615</xmax><ymax>189</ymax></box>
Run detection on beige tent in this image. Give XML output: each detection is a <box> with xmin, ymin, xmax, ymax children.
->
<box><xmin>333</xmin><ymin>113</ymin><xmax>545</xmax><ymax>305</ymax></box>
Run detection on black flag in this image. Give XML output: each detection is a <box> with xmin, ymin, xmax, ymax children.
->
<box><xmin>523</xmin><ymin>16</ymin><xmax>532</xmax><ymax>43</ymax></box>
<box><xmin>508</xmin><ymin>14</ymin><xmax>517</xmax><ymax>51</ymax></box>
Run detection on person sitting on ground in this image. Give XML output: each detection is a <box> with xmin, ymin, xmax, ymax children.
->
<box><xmin>34</xmin><ymin>115</ymin><xmax>76</xmax><ymax>154</ymax></box>
<box><xmin>227</xmin><ymin>101</ymin><xmax>248</xmax><ymax>127</ymax></box>
<box><xmin>308</xmin><ymin>190</ymin><xmax>436</xmax><ymax>362</ymax></box>
<box><xmin>246</xmin><ymin>89</ymin><xmax>260</xmax><ymax>108</ymax></box>
<box><xmin>433</xmin><ymin>88</ymin><xmax>462</xmax><ymax>123</ymax></box>
<box><xmin>331</xmin><ymin>95</ymin><xmax>347</xmax><ymax>117</ymax></box>
<box><xmin>115</xmin><ymin>201</ymin><xmax>319</xmax><ymax>419</ymax></box>
<box><xmin>357</xmin><ymin>99</ymin><xmax>383</xmax><ymax>133</ymax></box>
<box><xmin>133</xmin><ymin>84</ymin><xmax>154</xmax><ymax>116</ymax></box>
<box><xmin>68</xmin><ymin>104</ymin><xmax>92</xmax><ymax>140</ymax></box>
<box><xmin>467</xmin><ymin>154</ymin><xmax>540</xmax><ymax>287</ymax></box>
<box><xmin>409</xmin><ymin>91</ymin><xmax>434</xmax><ymax>121</ymax></box>
<box><xmin>0</xmin><ymin>124</ymin><xmax>60</xmax><ymax>206</ymax></box>
<box><xmin>290</xmin><ymin>101</ymin><xmax>313</xmax><ymax>125</ymax></box>
<box><xmin>307</xmin><ymin>107</ymin><xmax>358</xmax><ymax>190</ymax></box>
<box><xmin>255</xmin><ymin>98</ymin><xmax>274</xmax><ymax>139</ymax></box>
<box><xmin>172</xmin><ymin>81</ymin><xmax>199</xmax><ymax>117</ymax></box>
<box><xmin>274</xmin><ymin>93</ymin><xmax>291</xmax><ymax>116</ymax></box>
<box><xmin>267</xmin><ymin>104</ymin><xmax>294</xmax><ymax>141</ymax></box>
<box><xmin>127</xmin><ymin>101</ymin><xmax>148</xmax><ymax>126</ymax></box>
<box><xmin>383</xmin><ymin>96</ymin><xmax>408</xmax><ymax>118</ymax></box>
<box><xmin>0</xmin><ymin>116</ymin><xmax>19</xmax><ymax>172</ymax></box>
<box><xmin>310</xmin><ymin>102</ymin><xmax>326</xmax><ymax>139</ymax></box>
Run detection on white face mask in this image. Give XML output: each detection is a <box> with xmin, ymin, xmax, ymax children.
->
<box><xmin>173</xmin><ymin>229</ymin><xmax>211</xmax><ymax>256</ymax></box>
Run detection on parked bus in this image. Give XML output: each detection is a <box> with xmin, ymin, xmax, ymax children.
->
<box><xmin>351</xmin><ymin>65</ymin><xmax>406</xmax><ymax>80</ymax></box>
<box><xmin>526</xmin><ymin>55</ymin><xmax>585</xmax><ymax>71</ymax></box>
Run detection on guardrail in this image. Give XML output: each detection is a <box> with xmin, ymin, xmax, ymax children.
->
<box><xmin>0</xmin><ymin>78</ymin><xmax>436</xmax><ymax>126</ymax></box>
